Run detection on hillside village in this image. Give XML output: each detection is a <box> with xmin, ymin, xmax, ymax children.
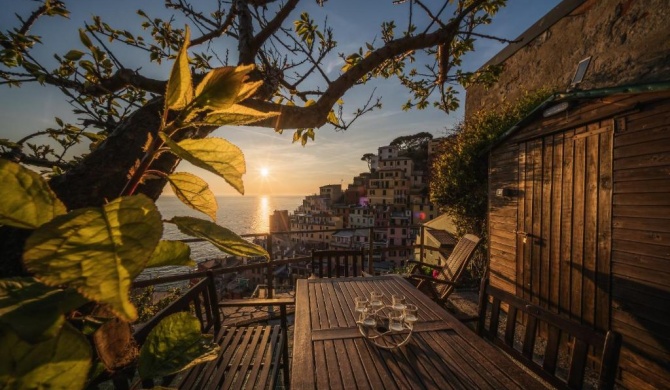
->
<box><xmin>267</xmin><ymin>134</ymin><xmax>453</xmax><ymax>273</ymax></box>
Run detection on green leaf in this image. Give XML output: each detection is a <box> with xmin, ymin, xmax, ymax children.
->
<box><xmin>0</xmin><ymin>278</ymin><xmax>87</xmax><ymax>343</ymax></box>
<box><xmin>170</xmin><ymin>216</ymin><xmax>268</xmax><ymax>258</ymax></box>
<box><xmin>78</xmin><ymin>28</ymin><xmax>93</xmax><ymax>49</ymax></box>
<box><xmin>64</xmin><ymin>50</ymin><xmax>84</xmax><ymax>61</ymax></box>
<box><xmin>0</xmin><ymin>323</ymin><xmax>91</xmax><ymax>390</ymax></box>
<box><xmin>167</xmin><ymin>172</ymin><xmax>217</xmax><ymax>220</ymax></box>
<box><xmin>165</xmin><ymin>25</ymin><xmax>193</xmax><ymax>110</ymax></box>
<box><xmin>147</xmin><ymin>241</ymin><xmax>195</xmax><ymax>268</ymax></box>
<box><xmin>0</xmin><ymin>159</ymin><xmax>66</xmax><ymax>229</ymax></box>
<box><xmin>160</xmin><ymin>134</ymin><xmax>246</xmax><ymax>194</ymax></box>
<box><xmin>193</xmin><ymin>64</ymin><xmax>254</xmax><ymax>110</ymax></box>
<box><xmin>23</xmin><ymin>195</ymin><xmax>162</xmax><ymax>321</ymax></box>
<box><xmin>201</xmin><ymin>104</ymin><xmax>279</xmax><ymax>126</ymax></box>
<box><xmin>138</xmin><ymin>312</ymin><xmax>219</xmax><ymax>379</ymax></box>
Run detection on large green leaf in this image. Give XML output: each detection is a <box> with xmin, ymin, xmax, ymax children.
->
<box><xmin>138</xmin><ymin>312</ymin><xmax>220</xmax><ymax>379</ymax></box>
<box><xmin>0</xmin><ymin>323</ymin><xmax>91</xmax><ymax>390</ymax></box>
<box><xmin>192</xmin><ymin>64</ymin><xmax>254</xmax><ymax>110</ymax></box>
<box><xmin>0</xmin><ymin>278</ymin><xmax>87</xmax><ymax>343</ymax></box>
<box><xmin>23</xmin><ymin>195</ymin><xmax>162</xmax><ymax>321</ymax></box>
<box><xmin>165</xmin><ymin>25</ymin><xmax>192</xmax><ymax>110</ymax></box>
<box><xmin>147</xmin><ymin>240</ymin><xmax>196</xmax><ymax>268</ymax></box>
<box><xmin>167</xmin><ymin>172</ymin><xmax>217</xmax><ymax>220</ymax></box>
<box><xmin>160</xmin><ymin>134</ymin><xmax>246</xmax><ymax>194</ymax></box>
<box><xmin>200</xmin><ymin>104</ymin><xmax>280</xmax><ymax>126</ymax></box>
<box><xmin>170</xmin><ymin>216</ymin><xmax>268</xmax><ymax>258</ymax></box>
<box><xmin>0</xmin><ymin>159</ymin><xmax>66</xmax><ymax>229</ymax></box>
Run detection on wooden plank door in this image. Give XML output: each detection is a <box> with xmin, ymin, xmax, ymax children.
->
<box><xmin>516</xmin><ymin>122</ymin><xmax>613</xmax><ymax>330</ymax></box>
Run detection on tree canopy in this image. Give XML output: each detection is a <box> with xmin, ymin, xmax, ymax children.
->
<box><xmin>390</xmin><ymin>131</ymin><xmax>434</xmax><ymax>151</ymax></box>
<box><xmin>0</xmin><ymin>0</ymin><xmax>512</xmax><ymax>261</ymax></box>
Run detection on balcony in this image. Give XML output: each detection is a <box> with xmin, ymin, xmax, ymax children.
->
<box><xmin>96</xmin><ymin>225</ymin><xmax>623</xmax><ymax>390</ymax></box>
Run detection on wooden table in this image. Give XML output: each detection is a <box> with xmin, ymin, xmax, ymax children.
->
<box><xmin>291</xmin><ymin>275</ymin><xmax>545</xmax><ymax>389</ymax></box>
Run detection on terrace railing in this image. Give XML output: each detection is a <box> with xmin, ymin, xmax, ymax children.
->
<box><xmin>133</xmin><ymin>225</ymin><xmax>442</xmax><ymax>295</ymax></box>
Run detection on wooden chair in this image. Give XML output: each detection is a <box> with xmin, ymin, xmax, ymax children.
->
<box><xmin>129</xmin><ymin>271</ymin><xmax>293</xmax><ymax>389</ymax></box>
<box><xmin>311</xmin><ymin>249</ymin><xmax>366</xmax><ymax>278</ymax></box>
<box><xmin>477</xmin><ymin>278</ymin><xmax>622</xmax><ymax>390</ymax></box>
<box><xmin>405</xmin><ymin>233</ymin><xmax>481</xmax><ymax>304</ymax></box>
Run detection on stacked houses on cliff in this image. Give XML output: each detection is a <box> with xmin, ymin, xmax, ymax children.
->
<box><xmin>275</xmin><ymin>140</ymin><xmax>444</xmax><ymax>272</ymax></box>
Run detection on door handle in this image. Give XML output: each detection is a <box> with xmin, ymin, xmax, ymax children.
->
<box><xmin>513</xmin><ymin>230</ymin><xmax>530</xmax><ymax>243</ymax></box>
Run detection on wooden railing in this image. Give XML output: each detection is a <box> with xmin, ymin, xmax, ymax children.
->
<box><xmin>133</xmin><ymin>225</ymin><xmax>442</xmax><ymax>290</ymax></box>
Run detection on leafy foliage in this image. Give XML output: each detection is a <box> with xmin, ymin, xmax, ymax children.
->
<box><xmin>160</xmin><ymin>135</ymin><xmax>247</xmax><ymax>195</ymax></box>
<box><xmin>147</xmin><ymin>240</ymin><xmax>195</xmax><ymax>269</ymax></box>
<box><xmin>430</xmin><ymin>89</ymin><xmax>551</xmax><ymax>278</ymax></box>
<box><xmin>0</xmin><ymin>159</ymin><xmax>66</xmax><ymax>229</ymax></box>
<box><xmin>23</xmin><ymin>195</ymin><xmax>163</xmax><ymax>321</ymax></box>
<box><xmin>171</xmin><ymin>216</ymin><xmax>269</xmax><ymax>258</ymax></box>
<box><xmin>0</xmin><ymin>278</ymin><xmax>86</xmax><ymax>342</ymax></box>
<box><xmin>167</xmin><ymin>172</ymin><xmax>218</xmax><ymax>221</ymax></box>
<box><xmin>138</xmin><ymin>312</ymin><xmax>220</xmax><ymax>379</ymax></box>
<box><xmin>131</xmin><ymin>286</ymin><xmax>183</xmax><ymax>324</ymax></box>
<box><xmin>0</xmin><ymin>323</ymin><xmax>91</xmax><ymax>390</ymax></box>
<box><xmin>0</xmin><ymin>35</ymin><xmax>273</xmax><ymax>388</ymax></box>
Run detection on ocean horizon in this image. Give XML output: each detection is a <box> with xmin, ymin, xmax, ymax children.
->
<box><xmin>156</xmin><ymin>194</ymin><xmax>303</xmax><ymax>261</ymax></box>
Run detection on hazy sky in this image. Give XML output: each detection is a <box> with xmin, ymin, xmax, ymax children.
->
<box><xmin>0</xmin><ymin>0</ymin><xmax>560</xmax><ymax>196</ymax></box>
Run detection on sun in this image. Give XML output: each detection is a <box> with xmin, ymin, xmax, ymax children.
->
<box><xmin>260</xmin><ymin>167</ymin><xmax>269</xmax><ymax>177</ymax></box>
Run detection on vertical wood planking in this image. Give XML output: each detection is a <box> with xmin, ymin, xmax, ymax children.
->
<box><xmin>560</xmin><ymin>129</ymin><xmax>575</xmax><ymax>317</ymax></box>
<box><xmin>541</xmin><ymin>135</ymin><xmax>554</xmax><ymax>309</ymax></box>
<box><xmin>571</xmin><ymin>126</ymin><xmax>587</xmax><ymax>322</ymax></box>
<box><xmin>550</xmin><ymin>134</ymin><xmax>564</xmax><ymax>312</ymax></box>
<box><xmin>531</xmin><ymin>139</ymin><xmax>543</xmax><ymax>305</ymax></box>
<box><xmin>517</xmin><ymin>144</ymin><xmax>527</xmax><ymax>298</ymax></box>
<box><xmin>597</xmin><ymin>123</ymin><xmax>614</xmax><ymax>332</ymax></box>
<box><xmin>583</xmin><ymin>123</ymin><xmax>601</xmax><ymax>327</ymax></box>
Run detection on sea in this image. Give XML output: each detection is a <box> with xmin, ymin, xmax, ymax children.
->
<box><xmin>143</xmin><ymin>195</ymin><xmax>303</xmax><ymax>280</ymax></box>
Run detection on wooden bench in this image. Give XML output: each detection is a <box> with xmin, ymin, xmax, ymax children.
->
<box><xmin>130</xmin><ymin>271</ymin><xmax>292</xmax><ymax>389</ymax></box>
<box><xmin>476</xmin><ymin>278</ymin><xmax>622</xmax><ymax>390</ymax></box>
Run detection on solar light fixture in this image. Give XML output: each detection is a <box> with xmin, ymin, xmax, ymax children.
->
<box><xmin>570</xmin><ymin>56</ymin><xmax>591</xmax><ymax>88</ymax></box>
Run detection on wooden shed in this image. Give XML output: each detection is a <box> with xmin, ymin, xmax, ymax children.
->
<box><xmin>487</xmin><ymin>82</ymin><xmax>670</xmax><ymax>388</ymax></box>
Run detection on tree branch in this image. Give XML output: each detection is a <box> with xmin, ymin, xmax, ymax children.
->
<box><xmin>242</xmin><ymin>0</ymin><xmax>487</xmax><ymax>129</ymax></box>
<box><xmin>250</xmin><ymin>0</ymin><xmax>300</xmax><ymax>55</ymax></box>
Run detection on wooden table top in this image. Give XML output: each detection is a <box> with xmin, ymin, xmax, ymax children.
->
<box><xmin>291</xmin><ymin>275</ymin><xmax>545</xmax><ymax>390</ymax></box>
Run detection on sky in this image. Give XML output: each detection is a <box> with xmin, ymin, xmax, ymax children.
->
<box><xmin>0</xmin><ymin>0</ymin><xmax>561</xmax><ymax>196</ymax></box>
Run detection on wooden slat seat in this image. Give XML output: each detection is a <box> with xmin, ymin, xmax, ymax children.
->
<box><xmin>477</xmin><ymin>278</ymin><xmax>622</xmax><ymax>390</ymax></box>
<box><xmin>174</xmin><ymin>325</ymin><xmax>284</xmax><ymax>389</ymax></box>
<box><xmin>128</xmin><ymin>272</ymin><xmax>292</xmax><ymax>390</ymax></box>
<box><xmin>405</xmin><ymin>233</ymin><xmax>481</xmax><ymax>304</ymax></box>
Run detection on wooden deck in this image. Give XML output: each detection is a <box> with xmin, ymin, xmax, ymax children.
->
<box><xmin>292</xmin><ymin>275</ymin><xmax>546</xmax><ymax>389</ymax></box>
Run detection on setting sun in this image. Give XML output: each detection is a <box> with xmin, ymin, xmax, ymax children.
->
<box><xmin>260</xmin><ymin>167</ymin><xmax>269</xmax><ymax>177</ymax></box>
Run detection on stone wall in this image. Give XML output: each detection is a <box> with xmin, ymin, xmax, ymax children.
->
<box><xmin>465</xmin><ymin>0</ymin><xmax>670</xmax><ymax>115</ymax></box>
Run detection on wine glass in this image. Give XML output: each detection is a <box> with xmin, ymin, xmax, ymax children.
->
<box><xmin>391</xmin><ymin>294</ymin><xmax>406</xmax><ymax>310</ymax></box>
